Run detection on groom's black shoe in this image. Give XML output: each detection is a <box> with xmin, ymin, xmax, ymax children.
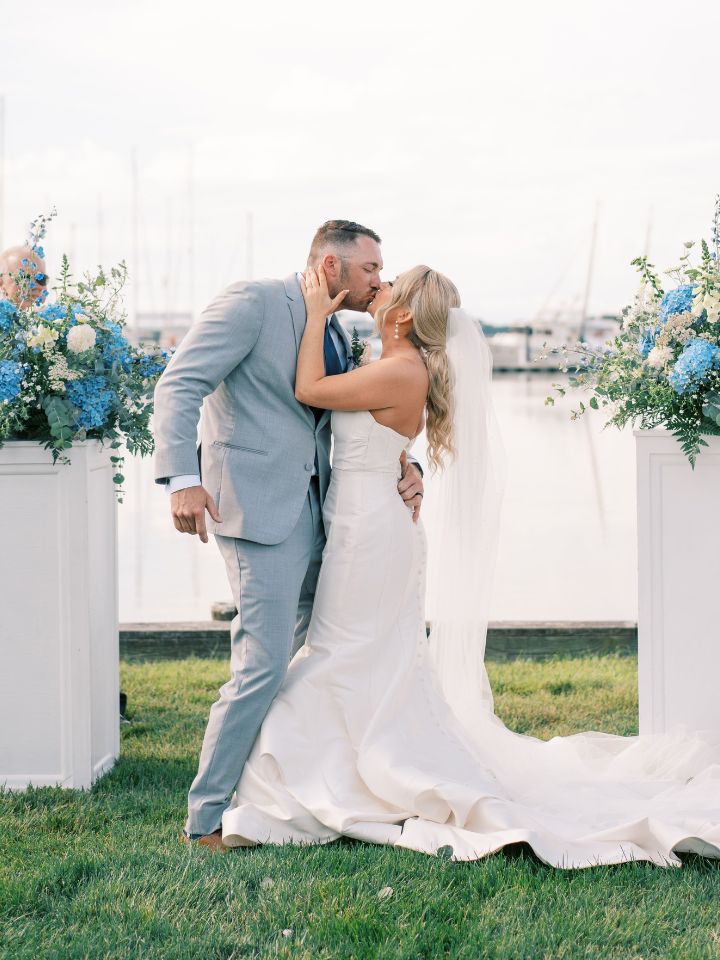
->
<box><xmin>179</xmin><ymin>827</ymin><xmax>232</xmax><ymax>853</ymax></box>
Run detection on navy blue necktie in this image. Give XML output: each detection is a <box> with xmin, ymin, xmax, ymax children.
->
<box><xmin>324</xmin><ymin>321</ymin><xmax>345</xmax><ymax>376</ymax></box>
<box><xmin>312</xmin><ymin>320</ymin><xmax>345</xmax><ymax>424</ymax></box>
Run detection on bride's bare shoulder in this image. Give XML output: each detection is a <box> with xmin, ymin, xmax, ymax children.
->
<box><xmin>372</xmin><ymin>354</ymin><xmax>428</xmax><ymax>383</ymax></box>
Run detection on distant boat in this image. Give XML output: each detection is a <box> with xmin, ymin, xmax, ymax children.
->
<box><xmin>338</xmin><ymin>310</ymin><xmax>620</xmax><ymax>372</ymax></box>
<box><xmin>483</xmin><ymin>311</ymin><xmax>620</xmax><ymax>372</ymax></box>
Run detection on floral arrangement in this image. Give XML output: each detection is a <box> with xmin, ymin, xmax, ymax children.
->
<box><xmin>0</xmin><ymin>210</ymin><xmax>172</xmax><ymax>500</ymax></box>
<box><xmin>544</xmin><ymin>196</ymin><xmax>720</xmax><ymax>466</ymax></box>
<box><xmin>351</xmin><ymin>326</ymin><xmax>372</xmax><ymax>367</ymax></box>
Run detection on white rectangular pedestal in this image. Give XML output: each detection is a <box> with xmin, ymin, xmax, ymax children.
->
<box><xmin>0</xmin><ymin>440</ymin><xmax>120</xmax><ymax>790</ymax></box>
<box><xmin>635</xmin><ymin>428</ymin><xmax>720</xmax><ymax>734</ymax></box>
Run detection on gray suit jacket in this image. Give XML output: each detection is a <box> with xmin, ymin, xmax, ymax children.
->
<box><xmin>153</xmin><ymin>273</ymin><xmax>351</xmax><ymax>544</ymax></box>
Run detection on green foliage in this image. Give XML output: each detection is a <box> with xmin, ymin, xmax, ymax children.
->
<box><xmin>544</xmin><ymin>198</ymin><xmax>720</xmax><ymax>468</ymax></box>
<box><xmin>0</xmin><ymin>213</ymin><xmax>170</xmax><ymax>502</ymax></box>
<box><xmin>702</xmin><ymin>390</ymin><xmax>720</xmax><ymax>426</ymax></box>
<box><xmin>630</xmin><ymin>254</ymin><xmax>664</xmax><ymax>299</ymax></box>
<box><xmin>351</xmin><ymin>325</ymin><xmax>370</xmax><ymax>367</ymax></box>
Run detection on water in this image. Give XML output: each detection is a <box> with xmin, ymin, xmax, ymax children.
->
<box><xmin>119</xmin><ymin>373</ymin><xmax>637</xmax><ymax>623</ymax></box>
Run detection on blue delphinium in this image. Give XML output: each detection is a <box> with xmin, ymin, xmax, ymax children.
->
<box><xmin>668</xmin><ymin>338</ymin><xmax>720</xmax><ymax>395</ymax></box>
<box><xmin>65</xmin><ymin>375</ymin><xmax>115</xmax><ymax>429</ymax></box>
<box><xmin>0</xmin><ymin>299</ymin><xmax>18</xmax><ymax>334</ymax></box>
<box><xmin>659</xmin><ymin>284</ymin><xmax>696</xmax><ymax>323</ymax></box>
<box><xmin>637</xmin><ymin>326</ymin><xmax>659</xmax><ymax>357</ymax></box>
<box><xmin>10</xmin><ymin>331</ymin><xmax>26</xmax><ymax>358</ymax></box>
<box><xmin>0</xmin><ymin>359</ymin><xmax>25</xmax><ymax>403</ymax></box>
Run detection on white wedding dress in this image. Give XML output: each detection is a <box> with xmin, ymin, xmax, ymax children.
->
<box><xmin>221</xmin><ymin>407</ymin><xmax>720</xmax><ymax>868</ymax></box>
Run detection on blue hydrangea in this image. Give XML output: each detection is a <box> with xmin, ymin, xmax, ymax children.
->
<box><xmin>32</xmin><ymin>245</ymin><xmax>45</xmax><ymax>259</ymax></box>
<box><xmin>0</xmin><ymin>359</ymin><xmax>25</xmax><ymax>403</ymax></box>
<box><xmin>659</xmin><ymin>284</ymin><xmax>696</xmax><ymax>323</ymax></box>
<box><xmin>0</xmin><ymin>298</ymin><xmax>18</xmax><ymax>333</ymax></box>
<box><xmin>668</xmin><ymin>338</ymin><xmax>720</xmax><ymax>395</ymax></box>
<box><xmin>137</xmin><ymin>351</ymin><xmax>169</xmax><ymax>378</ymax></box>
<box><xmin>40</xmin><ymin>303</ymin><xmax>67</xmax><ymax>323</ymax></box>
<box><xmin>100</xmin><ymin>322</ymin><xmax>132</xmax><ymax>371</ymax></box>
<box><xmin>65</xmin><ymin>375</ymin><xmax>115</xmax><ymax>429</ymax></box>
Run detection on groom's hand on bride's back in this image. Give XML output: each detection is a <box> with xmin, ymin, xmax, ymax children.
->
<box><xmin>398</xmin><ymin>451</ymin><xmax>424</xmax><ymax>524</ymax></box>
<box><xmin>170</xmin><ymin>486</ymin><xmax>222</xmax><ymax>543</ymax></box>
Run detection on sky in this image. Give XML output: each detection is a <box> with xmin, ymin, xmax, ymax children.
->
<box><xmin>3</xmin><ymin>0</ymin><xmax>719</xmax><ymax>325</ymax></box>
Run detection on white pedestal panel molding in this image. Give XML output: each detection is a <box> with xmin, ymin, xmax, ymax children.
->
<box><xmin>635</xmin><ymin>429</ymin><xmax>720</xmax><ymax>735</ymax></box>
<box><xmin>0</xmin><ymin>440</ymin><xmax>119</xmax><ymax>790</ymax></box>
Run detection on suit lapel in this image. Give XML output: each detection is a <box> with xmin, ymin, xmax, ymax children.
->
<box><xmin>283</xmin><ymin>273</ymin><xmax>316</xmax><ymax>429</ymax></box>
<box><xmin>283</xmin><ymin>274</ymin><xmax>354</xmax><ymax>433</ymax></box>
<box><xmin>283</xmin><ymin>273</ymin><xmax>307</xmax><ymax>355</ymax></box>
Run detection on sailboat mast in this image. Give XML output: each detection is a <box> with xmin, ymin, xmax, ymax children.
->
<box><xmin>644</xmin><ymin>205</ymin><xmax>654</xmax><ymax>258</ymax></box>
<box><xmin>187</xmin><ymin>144</ymin><xmax>195</xmax><ymax>324</ymax></box>
<box><xmin>579</xmin><ymin>201</ymin><xmax>600</xmax><ymax>342</ymax></box>
<box><xmin>246</xmin><ymin>210</ymin><xmax>254</xmax><ymax>281</ymax></box>
<box><xmin>0</xmin><ymin>95</ymin><xmax>5</xmax><ymax>251</ymax></box>
<box><xmin>131</xmin><ymin>147</ymin><xmax>140</xmax><ymax>331</ymax></box>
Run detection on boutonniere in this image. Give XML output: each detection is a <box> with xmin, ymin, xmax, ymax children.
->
<box><xmin>351</xmin><ymin>327</ymin><xmax>372</xmax><ymax>368</ymax></box>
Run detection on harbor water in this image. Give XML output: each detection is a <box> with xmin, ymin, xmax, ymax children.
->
<box><xmin>119</xmin><ymin>372</ymin><xmax>637</xmax><ymax>623</ymax></box>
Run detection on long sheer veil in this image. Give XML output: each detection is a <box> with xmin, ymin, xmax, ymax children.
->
<box><xmin>420</xmin><ymin>306</ymin><xmax>720</xmax><ymax>778</ymax></box>
<box><xmin>421</xmin><ymin>307</ymin><xmax>508</xmax><ymax>736</ymax></box>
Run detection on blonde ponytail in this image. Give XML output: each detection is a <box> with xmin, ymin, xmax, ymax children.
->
<box><xmin>378</xmin><ymin>265</ymin><xmax>460</xmax><ymax>470</ymax></box>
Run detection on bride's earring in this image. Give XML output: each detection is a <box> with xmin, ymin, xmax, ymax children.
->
<box><xmin>394</xmin><ymin>319</ymin><xmax>400</xmax><ymax>340</ymax></box>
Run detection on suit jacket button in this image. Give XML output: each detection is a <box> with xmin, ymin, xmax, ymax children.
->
<box><xmin>305</xmin><ymin>463</ymin><xmax>313</xmax><ymax>471</ymax></box>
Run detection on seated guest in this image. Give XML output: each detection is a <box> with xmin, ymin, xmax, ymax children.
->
<box><xmin>0</xmin><ymin>244</ymin><xmax>48</xmax><ymax>308</ymax></box>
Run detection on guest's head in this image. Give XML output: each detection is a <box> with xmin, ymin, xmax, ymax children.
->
<box><xmin>307</xmin><ymin>220</ymin><xmax>382</xmax><ymax>312</ymax></box>
<box><xmin>0</xmin><ymin>245</ymin><xmax>48</xmax><ymax>308</ymax></box>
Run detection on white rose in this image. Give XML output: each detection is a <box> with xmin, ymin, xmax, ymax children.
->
<box><xmin>66</xmin><ymin>324</ymin><xmax>97</xmax><ymax>353</ymax></box>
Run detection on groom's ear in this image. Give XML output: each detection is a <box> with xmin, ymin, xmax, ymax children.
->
<box><xmin>322</xmin><ymin>253</ymin><xmax>341</xmax><ymax>278</ymax></box>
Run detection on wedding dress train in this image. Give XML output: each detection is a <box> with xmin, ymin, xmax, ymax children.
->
<box><xmin>221</xmin><ymin>408</ymin><xmax>720</xmax><ymax>868</ymax></box>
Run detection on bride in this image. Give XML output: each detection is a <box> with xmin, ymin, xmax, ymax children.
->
<box><xmin>221</xmin><ymin>263</ymin><xmax>720</xmax><ymax>868</ymax></box>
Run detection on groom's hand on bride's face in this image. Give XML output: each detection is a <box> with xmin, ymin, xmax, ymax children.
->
<box><xmin>170</xmin><ymin>485</ymin><xmax>222</xmax><ymax>543</ymax></box>
<box><xmin>398</xmin><ymin>451</ymin><xmax>424</xmax><ymax>524</ymax></box>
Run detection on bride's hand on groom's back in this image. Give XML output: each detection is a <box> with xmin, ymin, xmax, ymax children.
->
<box><xmin>170</xmin><ymin>485</ymin><xmax>222</xmax><ymax>544</ymax></box>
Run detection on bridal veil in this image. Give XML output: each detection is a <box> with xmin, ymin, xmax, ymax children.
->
<box><xmin>422</xmin><ymin>307</ymin><xmax>508</xmax><ymax>734</ymax></box>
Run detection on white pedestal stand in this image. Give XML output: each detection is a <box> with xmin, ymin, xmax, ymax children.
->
<box><xmin>635</xmin><ymin>428</ymin><xmax>720</xmax><ymax>734</ymax></box>
<box><xmin>0</xmin><ymin>440</ymin><xmax>120</xmax><ymax>790</ymax></box>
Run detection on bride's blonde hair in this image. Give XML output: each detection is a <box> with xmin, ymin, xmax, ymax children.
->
<box><xmin>376</xmin><ymin>265</ymin><xmax>460</xmax><ymax>471</ymax></box>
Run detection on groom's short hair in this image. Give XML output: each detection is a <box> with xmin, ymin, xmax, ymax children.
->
<box><xmin>308</xmin><ymin>220</ymin><xmax>381</xmax><ymax>262</ymax></box>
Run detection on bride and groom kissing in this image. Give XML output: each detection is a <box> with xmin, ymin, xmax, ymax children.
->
<box><xmin>153</xmin><ymin>220</ymin><xmax>720</xmax><ymax>869</ymax></box>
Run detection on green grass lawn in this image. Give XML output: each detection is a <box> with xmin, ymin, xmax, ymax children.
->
<box><xmin>2</xmin><ymin>654</ymin><xmax>720</xmax><ymax>960</ymax></box>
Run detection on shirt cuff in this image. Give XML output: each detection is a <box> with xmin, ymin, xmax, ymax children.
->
<box><xmin>406</xmin><ymin>455</ymin><xmax>423</xmax><ymax>478</ymax></box>
<box><xmin>165</xmin><ymin>474</ymin><xmax>202</xmax><ymax>495</ymax></box>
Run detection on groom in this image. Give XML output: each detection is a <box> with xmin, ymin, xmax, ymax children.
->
<box><xmin>152</xmin><ymin>220</ymin><xmax>424</xmax><ymax>850</ymax></box>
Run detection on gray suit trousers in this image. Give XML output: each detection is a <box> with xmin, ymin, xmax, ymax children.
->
<box><xmin>185</xmin><ymin>476</ymin><xmax>325</xmax><ymax>837</ymax></box>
